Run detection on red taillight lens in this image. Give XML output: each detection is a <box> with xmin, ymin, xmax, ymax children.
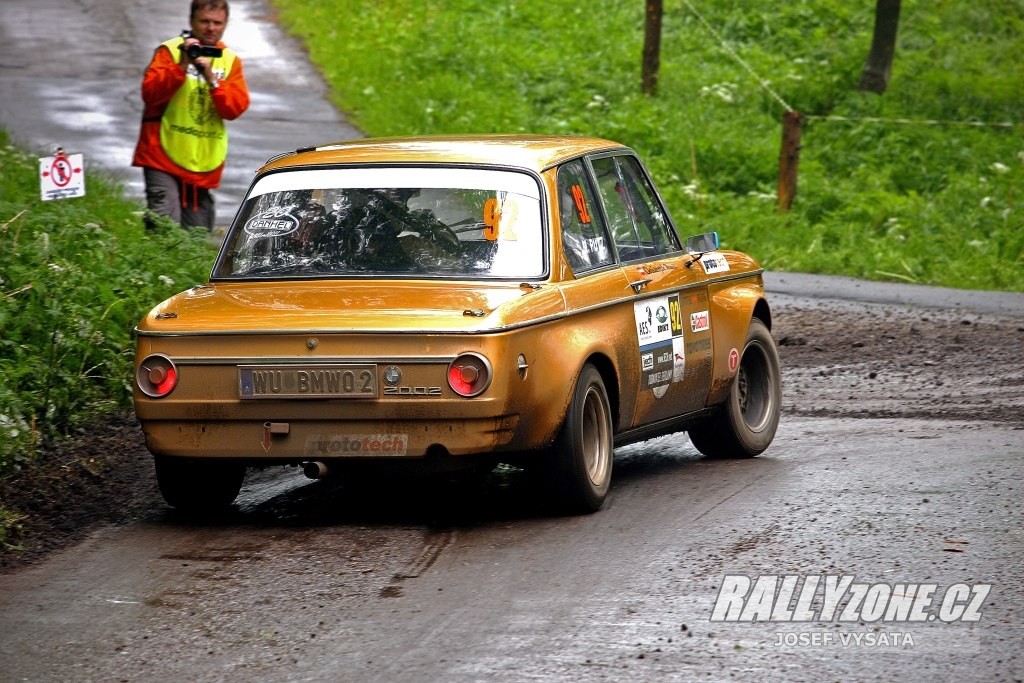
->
<box><xmin>137</xmin><ymin>354</ymin><xmax>178</xmax><ymax>398</ymax></box>
<box><xmin>447</xmin><ymin>353</ymin><xmax>492</xmax><ymax>397</ymax></box>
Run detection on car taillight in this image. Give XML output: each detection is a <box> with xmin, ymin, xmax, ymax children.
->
<box><xmin>447</xmin><ymin>353</ymin><xmax>492</xmax><ymax>397</ymax></box>
<box><xmin>137</xmin><ymin>354</ymin><xmax>178</xmax><ymax>398</ymax></box>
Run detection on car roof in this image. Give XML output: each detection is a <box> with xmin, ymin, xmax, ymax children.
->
<box><xmin>260</xmin><ymin>134</ymin><xmax>630</xmax><ymax>174</ymax></box>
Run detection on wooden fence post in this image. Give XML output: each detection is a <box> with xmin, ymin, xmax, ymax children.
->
<box><xmin>641</xmin><ymin>0</ymin><xmax>664</xmax><ymax>96</ymax></box>
<box><xmin>777</xmin><ymin>110</ymin><xmax>803</xmax><ymax>211</ymax></box>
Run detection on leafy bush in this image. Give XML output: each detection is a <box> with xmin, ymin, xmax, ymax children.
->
<box><xmin>272</xmin><ymin>0</ymin><xmax>1022</xmax><ymax>291</ymax></box>
<box><xmin>0</xmin><ymin>134</ymin><xmax>216</xmax><ymax>475</ymax></box>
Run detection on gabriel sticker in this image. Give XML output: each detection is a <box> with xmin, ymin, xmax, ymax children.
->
<box><xmin>690</xmin><ymin>310</ymin><xmax>710</xmax><ymax>333</ymax></box>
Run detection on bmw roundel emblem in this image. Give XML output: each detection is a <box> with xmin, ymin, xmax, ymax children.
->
<box><xmin>383</xmin><ymin>366</ymin><xmax>402</xmax><ymax>386</ymax></box>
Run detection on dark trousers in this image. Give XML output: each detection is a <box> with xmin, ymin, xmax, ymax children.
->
<box><xmin>143</xmin><ymin>167</ymin><xmax>215</xmax><ymax>231</ymax></box>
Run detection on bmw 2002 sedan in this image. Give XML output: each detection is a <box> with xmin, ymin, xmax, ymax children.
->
<box><xmin>134</xmin><ymin>135</ymin><xmax>781</xmax><ymax>514</ymax></box>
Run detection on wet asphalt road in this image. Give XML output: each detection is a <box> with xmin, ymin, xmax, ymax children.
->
<box><xmin>3</xmin><ymin>1</ymin><xmax>1024</xmax><ymax>681</ymax></box>
<box><xmin>0</xmin><ymin>409</ymin><xmax>1021</xmax><ymax>682</ymax></box>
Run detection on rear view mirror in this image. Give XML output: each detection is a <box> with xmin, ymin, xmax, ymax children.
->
<box><xmin>685</xmin><ymin>231</ymin><xmax>719</xmax><ymax>253</ymax></box>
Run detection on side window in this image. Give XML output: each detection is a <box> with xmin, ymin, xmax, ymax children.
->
<box><xmin>556</xmin><ymin>160</ymin><xmax>614</xmax><ymax>274</ymax></box>
<box><xmin>591</xmin><ymin>155</ymin><xmax>679</xmax><ymax>261</ymax></box>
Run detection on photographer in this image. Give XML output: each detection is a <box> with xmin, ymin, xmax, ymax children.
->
<box><xmin>132</xmin><ymin>0</ymin><xmax>249</xmax><ymax>231</ymax></box>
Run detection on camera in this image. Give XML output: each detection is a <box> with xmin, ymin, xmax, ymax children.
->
<box><xmin>179</xmin><ymin>30</ymin><xmax>223</xmax><ymax>60</ymax></box>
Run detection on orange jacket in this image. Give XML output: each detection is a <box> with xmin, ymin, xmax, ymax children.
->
<box><xmin>132</xmin><ymin>41</ymin><xmax>250</xmax><ymax>189</ymax></box>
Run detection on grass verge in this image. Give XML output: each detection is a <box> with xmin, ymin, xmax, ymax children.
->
<box><xmin>0</xmin><ymin>130</ymin><xmax>216</xmax><ymax>532</ymax></box>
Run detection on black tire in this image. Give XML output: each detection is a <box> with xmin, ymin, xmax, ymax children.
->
<box><xmin>154</xmin><ymin>456</ymin><xmax>246</xmax><ymax>513</ymax></box>
<box><xmin>689</xmin><ymin>318</ymin><xmax>781</xmax><ymax>458</ymax></box>
<box><xmin>545</xmin><ymin>364</ymin><xmax>614</xmax><ymax>513</ymax></box>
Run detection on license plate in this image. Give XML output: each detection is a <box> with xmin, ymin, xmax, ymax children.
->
<box><xmin>239</xmin><ymin>364</ymin><xmax>378</xmax><ymax>399</ymax></box>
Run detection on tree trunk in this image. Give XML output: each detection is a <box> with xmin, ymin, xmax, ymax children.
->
<box><xmin>641</xmin><ymin>0</ymin><xmax>663</xmax><ymax>96</ymax></box>
<box><xmin>858</xmin><ymin>0</ymin><xmax>901</xmax><ymax>93</ymax></box>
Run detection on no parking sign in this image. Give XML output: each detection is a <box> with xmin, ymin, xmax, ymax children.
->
<box><xmin>39</xmin><ymin>148</ymin><xmax>86</xmax><ymax>201</ymax></box>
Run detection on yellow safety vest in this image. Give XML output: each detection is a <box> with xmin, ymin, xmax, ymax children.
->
<box><xmin>158</xmin><ymin>36</ymin><xmax>237</xmax><ymax>172</ymax></box>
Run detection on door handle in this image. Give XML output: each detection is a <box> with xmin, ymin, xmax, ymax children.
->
<box><xmin>628</xmin><ymin>278</ymin><xmax>652</xmax><ymax>293</ymax></box>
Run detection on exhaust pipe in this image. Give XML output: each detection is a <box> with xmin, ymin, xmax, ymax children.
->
<box><xmin>302</xmin><ymin>460</ymin><xmax>329</xmax><ymax>480</ymax></box>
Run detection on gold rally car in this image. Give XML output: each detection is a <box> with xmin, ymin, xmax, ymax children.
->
<box><xmin>134</xmin><ymin>135</ymin><xmax>781</xmax><ymax>514</ymax></box>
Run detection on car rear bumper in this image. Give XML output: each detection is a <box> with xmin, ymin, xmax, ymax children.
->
<box><xmin>140</xmin><ymin>414</ymin><xmax>524</xmax><ymax>460</ymax></box>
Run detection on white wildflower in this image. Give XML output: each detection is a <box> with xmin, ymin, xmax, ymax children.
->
<box><xmin>699</xmin><ymin>82</ymin><xmax>738</xmax><ymax>104</ymax></box>
<box><xmin>991</xmin><ymin>162</ymin><xmax>1010</xmax><ymax>174</ymax></box>
<box><xmin>158</xmin><ymin>275</ymin><xmax>175</xmax><ymax>287</ymax></box>
<box><xmin>0</xmin><ymin>413</ymin><xmax>25</xmax><ymax>440</ymax></box>
<box><xmin>682</xmin><ymin>181</ymin><xmax>707</xmax><ymax>201</ymax></box>
<box><xmin>48</xmin><ymin>263</ymin><xmax>65</xmax><ymax>274</ymax></box>
<box><xmin>980</xmin><ymin>196</ymin><xmax>992</xmax><ymax>208</ymax></box>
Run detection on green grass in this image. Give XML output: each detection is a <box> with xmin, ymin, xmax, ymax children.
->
<box><xmin>0</xmin><ymin>131</ymin><xmax>216</xmax><ymax>478</ymax></box>
<box><xmin>271</xmin><ymin>0</ymin><xmax>1023</xmax><ymax>291</ymax></box>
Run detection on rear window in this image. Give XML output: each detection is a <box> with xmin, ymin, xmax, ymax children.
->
<box><xmin>214</xmin><ymin>167</ymin><xmax>545</xmax><ymax>279</ymax></box>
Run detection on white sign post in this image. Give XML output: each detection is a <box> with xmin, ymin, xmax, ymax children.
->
<box><xmin>39</xmin><ymin>149</ymin><xmax>86</xmax><ymax>201</ymax></box>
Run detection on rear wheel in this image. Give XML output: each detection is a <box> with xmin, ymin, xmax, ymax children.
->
<box><xmin>689</xmin><ymin>318</ymin><xmax>781</xmax><ymax>458</ymax></box>
<box><xmin>154</xmin><ymin>456</ymin><xmax>246</xmax><ymax>513</ymax></box>
<box><xmin>545</xmin><ymin>364</ymin><xmax>613</xmax><ymax>513</ymax></box>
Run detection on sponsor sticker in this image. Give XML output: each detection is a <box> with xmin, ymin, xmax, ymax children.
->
<box><xmin>634</xmin><ymin>297</ymin><xmax>674</xmax><ymax>346</ymax></box>
<box><xmin>305</xmin><ymin>434</ymin><xmax>409</xmax><ymax>457</ymax></box>
<box><xmin>635</xmin><ymin>295</ymin><xmax>686</xmax><ymax>396</ymax></box>
<box><xmin>700</xmin><ymin>252</ymin><xmax>730</xmax><ymax>274</ymax></box>
<box><xmin>690</xmin><ymin>310</ymin><xmax>710</xmax><ymax>333</ymax></box>
<box><xmin>728</xmin><ymin>347</ymin><xmax>739</xmax><ymax>373</ymax></box>
<box><xmin>686</xmin><ymin>337</ymin><xmax>711</xmax><ymax>354</ymax></box>
<box><xmin>641</xmin><ymin>351</ymin><xmax>654</xmax><ymax>371</ymax></box>
<box><xmin>672</xmin><ymin>337</ymin><xmax>686</xmax><ymax>382</ymax></box>
<box><xmin>244</xmin><ymin>207</ymin><xmax>300</xmax><ymax>237</ymax></box>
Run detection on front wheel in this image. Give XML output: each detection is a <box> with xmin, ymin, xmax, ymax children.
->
<box><xmin>689</xmin><ymin>318</ymin><xmax>781</xmax><ymax>458</ymax></box>
<box><xmin>544</xmin><ymin>364</ymin><xmax>614</xmax><ymax>513</ymax></box>
<box><xmin>154</xmin><ymin>456</ymin><xmax>246</xmax><ymax>513</ymax></box>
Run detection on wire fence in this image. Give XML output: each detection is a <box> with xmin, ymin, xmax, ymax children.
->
<box><xmin>679</xmin><ymin>0</ymin><xmax>1022</xmax><ymax>131</ymax></box>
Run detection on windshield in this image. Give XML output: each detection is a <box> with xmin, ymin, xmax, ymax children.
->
<box><xmin>213</xmin><ymin>167</ymin><xmax>545</xmax><ymax>279</ymax></box>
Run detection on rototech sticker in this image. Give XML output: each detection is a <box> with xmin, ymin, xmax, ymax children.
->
<box><xmin>306</xmin><ymin>434</ymin><xmax>409</xmax><ymax>457</ymax></box>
